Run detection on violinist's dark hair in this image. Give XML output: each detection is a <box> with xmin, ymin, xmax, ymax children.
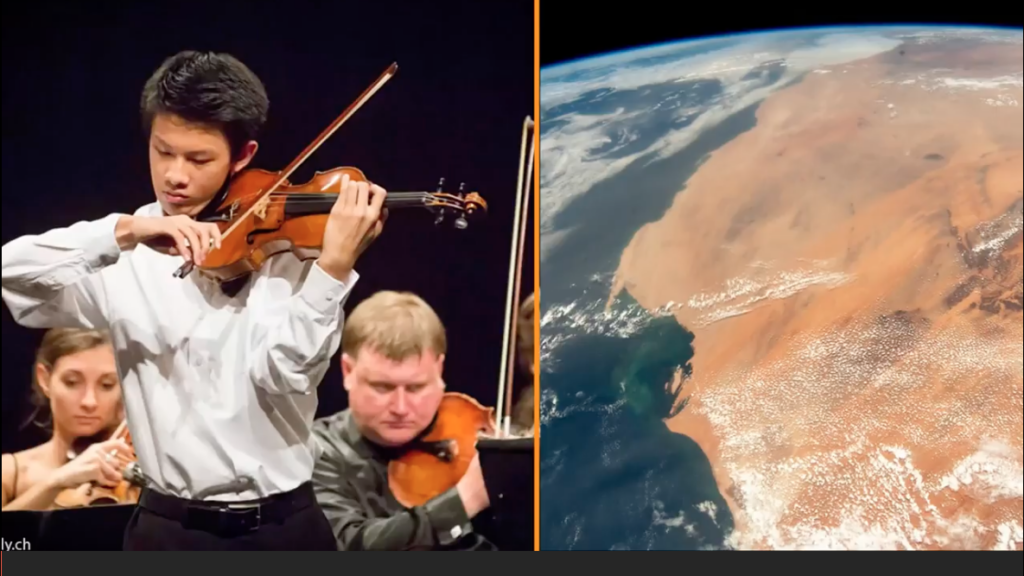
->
<box><xmin>140</xmin><ymin>50</ymin><xmax>269</xmax><ymax>158</ymax></box>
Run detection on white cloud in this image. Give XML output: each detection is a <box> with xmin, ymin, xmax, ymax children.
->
<box><xmin>538</xmin><ymin>29</ymin><xmax>965</xmax><ymax>241</ymax></box>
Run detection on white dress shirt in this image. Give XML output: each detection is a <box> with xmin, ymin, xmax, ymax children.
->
<box><xmin>1</xmin><ymin>202</ymin><xmax>357</xmax><ymax>502</ymax></box>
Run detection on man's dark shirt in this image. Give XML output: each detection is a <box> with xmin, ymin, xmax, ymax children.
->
<box><xmin>311</xmin><ymin>409</ymin><xmax>496</xmax><ymax>551</ymax></box>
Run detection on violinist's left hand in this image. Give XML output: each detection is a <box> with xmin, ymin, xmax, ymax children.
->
<box><xmin>318</xmin><ymin>174</ymin><xmax>387</xmax><ymax>281</ymax></box>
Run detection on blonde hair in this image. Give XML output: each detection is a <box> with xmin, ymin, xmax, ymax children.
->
<box><xmin>342</xmin><ymin>291</ymin><xmax>447</xmax><ymax>360</ymax></box>
<box><xmin>26</xmin><ymin>328</ymin><xmax>113</xmax><ymax>431</ymax></box>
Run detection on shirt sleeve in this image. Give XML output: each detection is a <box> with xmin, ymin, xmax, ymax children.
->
<box><xmin>311</xmin><ymin>438</ymin><xmax>474</xmax><ymax>550</ymax></box>
<box><xmin>245</xmin><ymin>257</ymin><xmax>358</xmax><ymax>395</ymax></box>
<box><xmin>1</xmin><ymin>214</ymin><xmax>123</xmax><ymax>330</ymax></box>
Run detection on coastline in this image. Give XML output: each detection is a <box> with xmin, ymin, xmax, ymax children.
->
<box><xmin>608</xmin><ymin>39</ymin><xmax>1024</xmax><ymax>550</ymax></box>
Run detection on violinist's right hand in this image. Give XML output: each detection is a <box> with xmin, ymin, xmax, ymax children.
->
<box><xmin>116</xmin><ymin>215</ymin><xmax>222</xmax><ymax>265</ymax></box>
<box><xmin>50</xmin><ymin>439</ymin><xmax>134</xmax><ymax>489</ymax></box>
<box><xmin>455</xmin><ymin>453</ymin><xmax>490</xmax><ymax>518</ymax></box>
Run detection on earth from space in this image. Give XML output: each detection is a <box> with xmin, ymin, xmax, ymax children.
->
<box><xmin>538</xmin><ymin>26</ymin><xmax>1022</xmax><ymax>550</ymax></box>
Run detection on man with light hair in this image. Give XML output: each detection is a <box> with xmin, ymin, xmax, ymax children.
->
<box><xmin>311</xmin><ymin>291</ymin><xmax>494</xmax><ymax>550</ymax></box>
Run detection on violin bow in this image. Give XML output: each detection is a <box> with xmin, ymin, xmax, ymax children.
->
<box><xmin>495</xmin><ymin>115</ymin><xmax>536</xmax><ymax>436</ymax></box>
<box><xmin>111</xmin><ymin>419</ymin><xmax>129</xmax><ymax>440</ymax></box>
<box><xmin>174</xmin><ymin>63</ymin><xmax>398</xmax><ymax>278</ymax></box>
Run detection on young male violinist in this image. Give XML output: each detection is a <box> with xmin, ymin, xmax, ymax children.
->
<box><xmin>310</xmin><ymin>290</ymin><xmax>495</xmax><ymax>550</ymax></box>
<box><xmin>1</xmin><ymin>50</ymin><xmax>386</xmax><ymax>551</ymax></box>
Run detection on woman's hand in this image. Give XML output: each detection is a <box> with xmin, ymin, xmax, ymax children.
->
<box><xmin>50</xmin><ymin>439</ymin><xmax>134</xmax><ymax>489</ymax></box>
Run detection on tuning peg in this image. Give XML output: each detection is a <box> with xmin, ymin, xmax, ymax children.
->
<box><xmin>459</xmin><ymin>182</ymin><xmax>465</xmax><ymax>193</ymax></box>
<box><xmin>455</xmin><ymin>216</ymin><xmax>468</xmax><ymax>229</ymax></box>
<box><xmin>436</xmin><ymin>177</ymin><xmax>445</xmax><ymax>191</ymax></box>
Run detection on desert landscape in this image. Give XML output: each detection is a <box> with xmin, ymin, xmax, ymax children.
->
<box><xmin>609</xmin><ymin>38</ymin><xmax>1023</xmax><ymax>550</ymax></box>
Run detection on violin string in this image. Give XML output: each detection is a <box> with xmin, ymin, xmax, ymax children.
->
<box><xmin>229</xmin><ymin>188</ymin><xmax>439</xmax><ymax>203</ymax></box>
<box><xmin>202</xmin><ymin>192</ymin><xmax>469</xmax><ymax>213</ymax></box>
<box><xmin>226</xmin><ymin>193</ymin><xmax>428</xmax><ymax>205</ymax></box>
<box><xmin>256</xmin><ymin>197</ymin><xmax>451</xmax><ymax>206</ymax></box>
<box><xmin>263</xmin><ymin>192</ymin><xmax>433</xmax><ymax>201</ymax></box>
<box><xmin>264</xmin><ymin>192</ymin><xmax>432</xmax><ymax>198</ymax></box>
<box><xmin>258</xmin><ymin>198</ymin><xmax>431</xmax><ymax>204</ymax></box>
<box><xmin>241</xmin><ymin>193</ymin><xmax>471</xmax><ymax>210</ymax></box>
<box><xmin>255</xmin><ymin>201</ymin><xmax>453</xmax><ymax>208</ymax></box>
<box><xmin>218</xmin><ymin>194</ymin><xmax>467</xmax><ymax>211</ymax></box>
<box><xmin>267</xmin><ymin>192</ymin><xmax>430</xmax><ymax>196</ymax></box>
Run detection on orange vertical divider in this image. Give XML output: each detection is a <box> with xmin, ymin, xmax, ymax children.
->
<box><xmin>532</xmin><ymin>0</ymin><xmax>542</xmax><ymax>553</ymax></box>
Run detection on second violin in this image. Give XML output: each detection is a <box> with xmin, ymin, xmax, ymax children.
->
<box><xmin>52</xmin><ymin>420</ymin><xmax>145</xmax><ymax>509</ymax></box>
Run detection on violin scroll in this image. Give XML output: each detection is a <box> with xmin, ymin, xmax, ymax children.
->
<box><xmin>429</xmin><ymin>178</ymin><xmax>488</xmax><ymax>229</ymax></box>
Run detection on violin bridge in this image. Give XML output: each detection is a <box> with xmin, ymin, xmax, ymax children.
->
<box><xmin>254</xmin><ymin>197</ymin><xmax>269</xmax><ymax>220</ymax></box>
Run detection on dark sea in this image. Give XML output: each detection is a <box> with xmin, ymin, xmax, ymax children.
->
<box><xmin>538</xmin><ymin>93</ymin><xmax>766</xmax><ymax>549</ymax></box>
<box><xmin>539</xmin><ymin>291</ymin><xmax>734</xmax><ymax>550</ymax></box>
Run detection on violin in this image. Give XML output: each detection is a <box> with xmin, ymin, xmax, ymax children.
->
<box><xmin>171</xmin><ymin>63</ymin><xmax>487</xmax><ymax>283</ymax></box>
<box><xmin>52</xmin><ymin>420</ymin><xmax>144</xmax><ymax>508</ymax></box>
<box><xmin>388</xmin><ymin>392</ymin><xmax>496</xmax><ymax>507</ymax></box>
<box><xmin>387</xmin><ymin>114</ymin><xmax>536</xmax><ymax>508</ymax></box>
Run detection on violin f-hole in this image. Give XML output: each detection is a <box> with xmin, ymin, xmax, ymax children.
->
<box><xmin>244</xmin><ymin>226</ymin><xmax>281</xmax><ymax>246</ymax></box>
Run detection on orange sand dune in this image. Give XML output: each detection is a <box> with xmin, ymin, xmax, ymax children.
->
<box><xmin>610</xmin><ymin>40</ymin><xmax>1023</xmax><ymax>550</ymax></box>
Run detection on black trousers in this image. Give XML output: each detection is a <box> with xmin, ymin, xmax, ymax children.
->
<box><xmin>122</xmin><ymin>482</ymin><xmax>337</xmax><ymax>551</ymax></box>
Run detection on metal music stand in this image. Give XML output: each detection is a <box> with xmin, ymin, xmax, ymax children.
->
<box><xmin>472</xmin><ymin>436</ymin><xmax>534</xmax><ymax>551</ymax></box>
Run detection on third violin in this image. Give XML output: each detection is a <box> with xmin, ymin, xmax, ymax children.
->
<box><xmin>387</xmin><ymin>114</ymin><xmax>536</xmax><ymax>508</ymax></box>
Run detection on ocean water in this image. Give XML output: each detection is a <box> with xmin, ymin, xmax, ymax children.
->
<box><xmin>539</xmin><ymin>291</ymin><xmax>733</xmax><ymax>550</ymax></box>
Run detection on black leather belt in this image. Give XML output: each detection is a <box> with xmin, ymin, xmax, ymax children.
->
<box><xmin>138</xmin><ymin>482</ymin><xmax>317</xmax><ymax>537</ymax></box>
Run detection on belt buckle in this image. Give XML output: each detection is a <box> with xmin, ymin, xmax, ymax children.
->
<box><xmin>187</xmin><ymin>503</ymin><xmax>261</xmax><ymax>536</ymax></box>
<box><xmin>220</xmin><ymin>504</ymin><xmax>261</xmax><ymax>535</ymax></box>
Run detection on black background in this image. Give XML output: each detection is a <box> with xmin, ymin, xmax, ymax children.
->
<box><xmin>2</xmin><ymin>0</ymin><xmax>535</xmax><ymax>453</ymax></box>
<box><xmin>540</xmin><ymin>6</ymin><xmax>1022</xmax><ymax>67</ymax></box>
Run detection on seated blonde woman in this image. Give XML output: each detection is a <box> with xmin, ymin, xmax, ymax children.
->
<box><xmin>2</xmin><ymin>328</ymin><xmax>133</xmax><ymax>511</ymax></box>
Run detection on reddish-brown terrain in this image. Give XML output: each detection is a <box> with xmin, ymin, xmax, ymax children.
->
<box><xmin>609</xmin><ymin>39</ymin><xmax>1023</xmax><ymax>550</ymax></box>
